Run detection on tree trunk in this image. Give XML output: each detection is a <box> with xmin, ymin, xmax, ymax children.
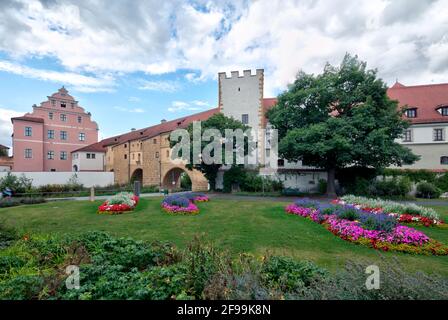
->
<box><xmin>326</xmin><ymin>167</ymin><xmax>337</xmax><ymax>198</ymax></box>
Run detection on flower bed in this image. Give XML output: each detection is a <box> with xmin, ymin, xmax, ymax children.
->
<box><xmin>98</xmin><ymin>192</ymin><xmax>139</xmax><ymax>215</ymax></box>
<box><xmin>285</xmin><ymin>199</ymin><xmax>448</xmax><ymax>255</ymax></box>
<box><xmin>161</xmin><ymin>192</ymin><xmax>209</xmax><ymax>215</ymax></box>
<box><xmin>335</xmin><ymin>195</ymin><xmax>443</xmax><ymax>227</ymax></box>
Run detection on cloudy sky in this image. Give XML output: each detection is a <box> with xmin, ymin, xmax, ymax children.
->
<box><xmin>1</xmin><ymin>0</ymin><xmax>447</xmax><ymax>149</ymax></box>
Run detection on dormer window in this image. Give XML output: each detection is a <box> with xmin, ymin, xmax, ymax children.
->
<box><xmin>405</xmin><ymin>108</ymin><xmax>417</xmax><ymax>118</ymax></box>
<box><xmin>61</xmin><ymin>103</ymin><xmax>66</xmax><ymax>108</ymax></box>
<box><xmin>438</xmin><ymin>106</ymin><xmax>448</xmax><ymax>116</ymax></box>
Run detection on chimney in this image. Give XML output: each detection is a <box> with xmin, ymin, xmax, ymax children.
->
<box><xmin>131</xmin><ymin>128</ymin><xmax>136</xmax><ymax>131</ymax></box>
<box><xmin>161</xmin><ymin>119</ymin><xmax>167</xmax><ymax>123</ymax></box>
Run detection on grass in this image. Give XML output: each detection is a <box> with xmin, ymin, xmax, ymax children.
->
<box><xmin>0</xmin><ymin>197</ymin><xmax>447</xmax><ymax>275</ymax></box>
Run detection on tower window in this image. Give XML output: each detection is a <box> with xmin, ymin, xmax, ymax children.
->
<box><xmin>78</xmin><ymin>116</ymin><xmax>82</xmax><ymax>123</ymax></box>
<box><xmin>278</xmin><ymin>159</ymin><xmax>285</xmax><ymax>167</ymax></box>
<box><xmin>242</xmin><ymin>114</ymin><xmax>249</xmax><ymax>125</ymax></box>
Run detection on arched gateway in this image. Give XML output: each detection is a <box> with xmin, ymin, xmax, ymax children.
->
<box><xmin>161</xmin><ymin>164</ymin><xmax>208</xmax><ymax>192</ymax></box>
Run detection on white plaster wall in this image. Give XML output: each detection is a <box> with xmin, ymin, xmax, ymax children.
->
<box><xmin>0</xmin><ymin>171</ymin><xmax>114</xmax><ymax>187</ymax></box>
<box><xmin>0</xmin><ymin>166</ymin><xmax>11</xmax><ymax>172</ymax></box>
<box><xmin>398</xmin><ymin>123</ymin><xmax>448</xmax><ymax>144</ymax></box>
<box><xmin>72</xmin><ymin>151</ymin><xmax>105</xmax><ymax>171</ymax></box>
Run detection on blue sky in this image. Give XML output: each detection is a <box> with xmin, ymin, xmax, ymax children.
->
<box><xmin>1</xmin><ymin>0</ymin><xmax>447</xmax><ymax>148</ymax></box>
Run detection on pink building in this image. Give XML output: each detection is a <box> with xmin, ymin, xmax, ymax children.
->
<box><xmin>11</xmin><ymin>87</ymin><xmax>99</xmax><ymax>172</ymax></box>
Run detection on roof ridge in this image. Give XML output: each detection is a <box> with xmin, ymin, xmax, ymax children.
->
<box><xmin>389</xmin><ymin>82</ymin><xmax>448</xmax><ymax>89</ymax></box>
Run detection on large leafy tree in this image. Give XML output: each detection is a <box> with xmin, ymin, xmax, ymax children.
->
<box><xmin>172</xmin><ymin>113</ymin><xmax>251</xmax><ymax>190</ymax></box>
<box><xmin>267</xmin><ymin>54</ymin><xmax>419</xmax><ymax>197</ymax></box>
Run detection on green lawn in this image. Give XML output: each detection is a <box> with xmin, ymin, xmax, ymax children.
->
<box><xmin>1</xmin><ymin>197</ymin><xmax>447</xmax><ymax>275</ymax></box>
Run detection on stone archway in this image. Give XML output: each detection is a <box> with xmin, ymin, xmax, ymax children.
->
<box><xmin>130</xmin><ymin>168</ymin><xmax>143</xmax><ymax>184</ymax></box>
<box><xmin>161</xmin><ymin>165</ymin><xmax>209</xmax><ymax>191</ymax></box>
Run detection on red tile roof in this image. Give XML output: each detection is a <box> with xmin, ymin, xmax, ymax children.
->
<box><xmin>92</xmin><ymin>108</ymin><xmax>220</xmax><ymax>149</ymax></box>
<box><xmin>71</xmin><ymin>141</ymin><xmax>107</xmax><ymax>153</ymax></box>
<box><xmin>262</xmin><ymin>83</ymin><xmax>448</xmax><ymax>125</ymax></box>
<box><xmin>262</xmin><ymin>98</ymin><xmax>278</xmax><ymax>127</ymax></box>
<box><xmin>11</xmin><ymin>116</ymin><xmax>44</xmax><ymax>123</ymax></box>
<box><xmin>387</xmin><ymin>82</ymin><xmax>448</xmax><ymax>124</ymax></box>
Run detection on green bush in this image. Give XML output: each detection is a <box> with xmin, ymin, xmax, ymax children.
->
<box><xmin>0</xmin><ymin>173</ymin><xmax>33</xmax><ymax>194</ymax></box>
<box><xmin>1</xmin><ymin>228</ymin><xmax>446</xmax><ymax>300</ymax></box>
<box><xmin>223</xmin><ymin>166</ymin><xmax>283</xmax><ymax>193</ymax></box>
<box><xmin>261</xmin><ymin>257</ymin><xmax>327</xmax><ymax>292</ymax></box>
<box><xmin>416</xmin><ymin>182</ymin><xmax>442</xmax><ymax>199</ymax></box>
<box><xmin>373</xmin><ymin>177</ymin><xmax>412</xmax><ymax>197</ymax></box>
<box><xmin>435</xmin><ymin>173</ymin><xmax>448</xmax><ymax>192</ymax></box>
<box><xmin>0</xmin><ymin>197</ymin><xmax>45</xmax><ymax>208</ymax></box>
<box><xmin>381</xmin><ymin>169</ymin><xmax>437</xmax><ymax>183</ymax></box>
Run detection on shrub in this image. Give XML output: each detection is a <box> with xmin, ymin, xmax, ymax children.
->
<box><xmin>373</xmin><ymin>177</ymin><xmax>412</xmax><ymax>197</ymax></box>
<box><xmin>416</xmin><ymin>182</ymin><xmax>442</xmax><ymax>199</ymax></box>
<box><xmin>0</xmin><ymin>275</ymin><xmax>45</xmax><ymax>300</ymax></box>
<box><xmin>0</xmin><ymin>197</ymin><xmax>45</xmax><ymax>208</ymax></box>
<box><xmin>317</xmin><ymin>179</ymin><xmax>327</xmax><ymax>194</ymax></box>
<box><xmin>0</xmin><ymin>173</ymin><xmax>33</xmax><ymax>194</ymax></box>
<box><xmin>435</xmin><ymin>173</ymin><xmax>448</xmax><ymax>192</ymax></box>
<box><xmin>262</xmin><ymin>257</ymin><xmax>328</xmax><ymax>292</ymax></box>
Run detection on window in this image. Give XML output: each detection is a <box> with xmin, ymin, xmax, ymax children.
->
<box><xmin>61</xmin><ymin>103</ymin><xmax>66</xmax><ymax>108</ymax></box>
<box><xmin>79</xmin><ymin>133</ymin><xmax>85</xmax><ymax>141</ymax></box>
<box><xmin>241</xmin><ymin>114</ymin><xmax>249</xmax><ymax>125</ymax></box>
<box><xmin>25</xmin><ymin>148</ymin><xmax>32</xmax><ymax>158</ymax></box>
<box><xmin>77</xmin><ymin>116</ymin><xmax>82</xmax><ymax>123</ymax></box>
<box><xmin>60</xmin><ymin>151</ymin><xmax>67</xmax><ymax>160</ymax></box>
<box><xmin>403</xmin><ymin>129</ymin><xmax>412</xmax><ymax>142</ymax></box>
<box><xmin>73</xmin><ymin>153</ymin><xmax>78</xmax><ymax>160</ymax></box>
<box><xmin>434</xmin><ymin>128</ymin><xmax>444</xmax><ymax>141</ymax></box>
<box><xmin>47</xmin><ymin>130</ymin><xmax>55</xmax><ymax>139</ymax></box>
<box><xmin>132</xmin><ymin>153</ymin><xmax>135</xmax><ymax>160</ymax></box>
<box><xmin>47</xmin><ymin>151</ymin><xmax>54</xmax><ymax>160</ymax></box>
<box><xmin>441</xmin><ymin>156</ymin><xmax>448</xmax><ymax>165</ymax></box>
<box><xmin>166</xmin><ymin>150</ymin><xmax>169</xmax><ymax>158</ymax></box>
<box><xmin>278</xmin><ymin>159</ymin><xmax>285</xmax><ymax>167</ymax></box>
<box><xmin>91</xmin><ymin>153</ymin><xmax>96</xmax><ymax>159</ymax></box>
<box><xmin>60</xmin><ymin>131</ymin><xmax>68</xmax><ymax>140</ymax></box>
<box><xmin>124</xmin><ymin>144</ymin><xmax>127</xmax><ymax>148</ymax></box>
<box><xmin>238</xmin><ymin>87</ymin><xmax>241</xmax><ymax>92</ymax></box>
<box><xmin>153</xmin><ymin>139</ymin><xmax>157</xmax><ymax>144</ymax></box>
<box><xmin>440</xmin><ymin>107</ymin><xmax>448</xmax><ymax>116</ymax></box>
<box><xmin>50</xmin><ymin>169</ymin><xmax>56</xmax><ymax>172</ymax></box>
<box><xmin>24</xmin><ymin>127</ymin><xmax>32</xmax><ymax>137</ymax></box>
<box><xmin>155</xmin><ymin>152</ymin><xmax>159</xmax><ymax>158</ymax></box>
<box><xmin>405</xmin><ymin>108</ymin><xmax>417</xmax><ymax>118</ymax></box>
<box><xmin>124</xmin><ymin>154</ymin><xmax>127</xmax><ymax>160</ymax></box>
<box><xmin>87</xmin><ymin>153</ymin><xmax>91</xmax><ymax>159</ymax></box>
<box><xmin>60</xmin><ymin>114</ymin><xmax>67</xmax><ymax>122</ymax></box>
<box><xmin>49</xmin><ymin>112</ymin><xmax>54</xmax><ymax>120</ymax></box>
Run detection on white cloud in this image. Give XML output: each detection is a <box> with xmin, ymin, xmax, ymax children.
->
<box><xmin>168</xmin><ymin>100</ymin><xmax>202</xmax><ymax>112</ymax></box>
<box><xmin>0</xmin><ymin>107</ymin><xmax>24</xmax><ymax>152</ymax></box>
<box><xmin>128</xmin><ymin>96</ymin><xmax>141</xmax><ymax>102</ymax></box>
<box><xmin>191</xmin><ymin>100</ymin><xmax>210</xmax><ymax>107</ymax></box>
<box><xmin>114</xmin><ymin>106</ymin><xmax>145</xmax><ymax>113</ymax></box>
<box><xmin>0</xmin><ymin>0</ymin><xmax>447</xmax><ymax>96</ymax></box>
<box><xmin>138</xmin><ymin>80</ymin><xmax>181</xmax><ymax>92</ymax></box>
<box><xmin>0</xmin><ymin>60</ymin><xmax>115</xmax><ymax>92</ymax></box>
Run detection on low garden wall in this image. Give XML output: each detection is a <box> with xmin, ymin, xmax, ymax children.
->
<box><xmin>0</xmin><ymin>172</ymin><xmax>114</xmax><ymax>188</ymax></box>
